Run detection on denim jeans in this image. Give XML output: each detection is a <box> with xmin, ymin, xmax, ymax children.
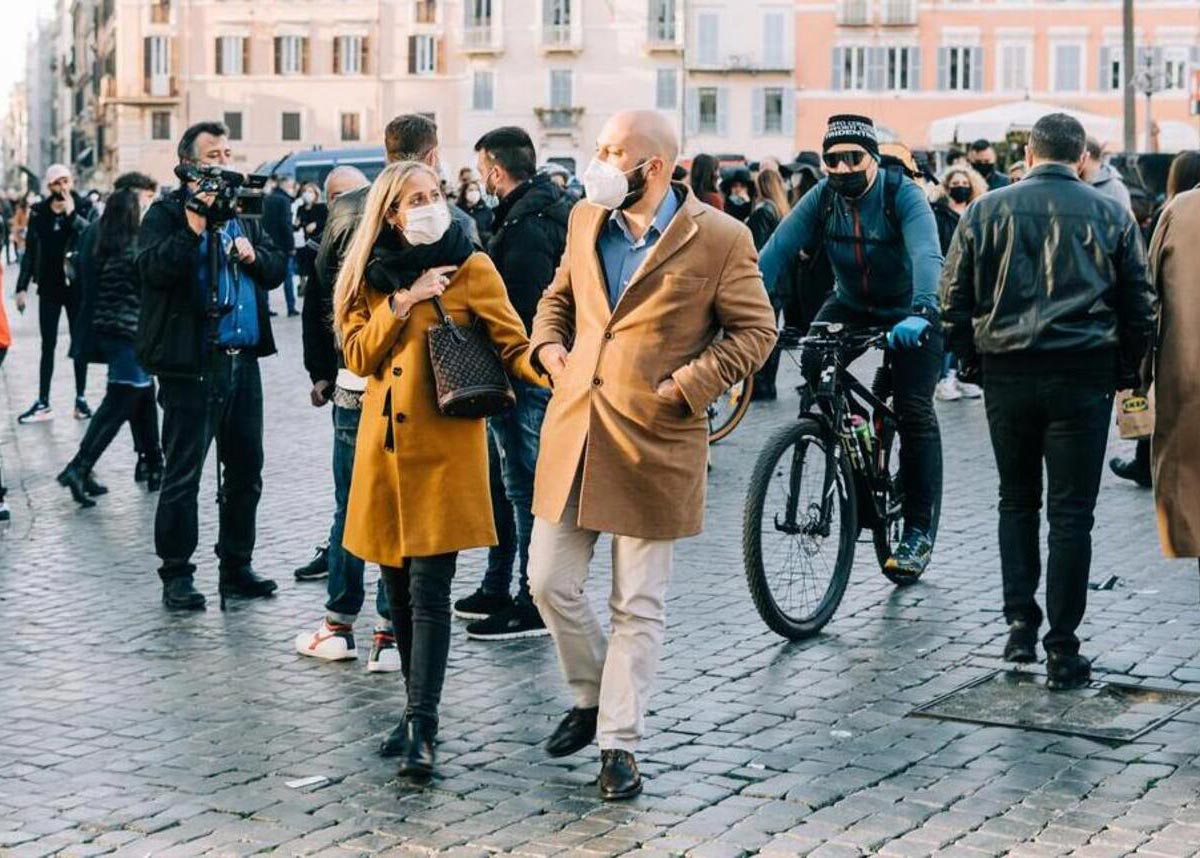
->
<box><xmin>984</xmin><ymin>360</ymin><xmax>1115</xmax><ymax>656</ymax></box>
<box><xmin>381</xmin><ymin>553</ymin><xmax>457</xmax><ymax>731</ymax></box>
<box><xmin>813</xmin><ymin>299</ymin><xmax>944</xmax><ymax>533</ymax></box>
<box><xmin>484</xmin><ymin>380</ymin><xmax>551</xmax><ymax>604</ymax></box>
<box><xmin>155</xmin><ymin>353</ymin><xmax>263</xmax><ymax>581</ymax></box>
<box><xmin>283</xmin><ymin>256</ymin><xmax>297</xmax><ymax>314</ymax></box>
<box><xmin>325</xmin><ymin>404</ymin><xmax>389</xmax><ymax>622</ymax></box>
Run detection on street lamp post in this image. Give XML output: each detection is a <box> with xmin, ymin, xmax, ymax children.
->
<box><xmin>1122</xmin><ymin>0</ymin><xmax>1135</xmax><ymax>152</ymax></box>
<box><xmin>1132</xmin><ymin>52</ymin><xmax>1165</xmax><ymax>154</ymax></box>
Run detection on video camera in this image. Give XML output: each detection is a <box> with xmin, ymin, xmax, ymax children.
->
<box><xmin>174</xmin><ymin>164</ymin><xmax>268</xmax><ymax>224</ymax></box>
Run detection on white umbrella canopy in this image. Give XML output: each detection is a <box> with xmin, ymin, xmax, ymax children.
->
<box><xmin>928</xmin><ymin>100</ymin><xmax>1122</xmax><ymax>146</ymax></box>
<box><xmin>1155</xmin><ymin>121</ymin><xmax>1200</xmax><ymax>153</ymax></box>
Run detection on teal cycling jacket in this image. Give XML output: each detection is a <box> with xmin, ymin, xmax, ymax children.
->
<box><xmin>759</xmin><ymin>171</ymin><xmax>943</xmax><ymax>321</ymax></box>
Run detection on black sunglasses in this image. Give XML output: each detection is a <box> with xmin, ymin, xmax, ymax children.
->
<box><xmin>823</xmin><ymin>151</ymin><xmax>869</xmax><ymax>169</ymax></box>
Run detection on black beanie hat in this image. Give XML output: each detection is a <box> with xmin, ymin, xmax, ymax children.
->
<box><xmin>823</xmin><ymin>114</ymin><xmax>879</xmax><ymax>157</ymax></box>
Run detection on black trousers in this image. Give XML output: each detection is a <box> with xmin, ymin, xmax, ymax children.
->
<box><xmin>155</xmin><ymin>353</ymin><xmax>264</xmax><ymax>581</ymax></box>
<box><xmin>983</xmin><ymin>362</ymin><xmax>1115</xmax><ymax>655</ymax></box>
<box><xmin>380</xmin><ymin>553</ymin><xmax>458</xmax><ymax>732</ymax></box>
<box><xmin>814</xmin><ymin>298</ymin><xmax>944</xmax><ymax>533</ymax></box>
<box><xmin>37</xmin><ymin>293</ymin><xmax>87</xmax><ymax>402</ymax></box>
<box><xmin>75</xmin><ymin>383</ymin><xmax>160</xmax><ymax>470</ymax></box>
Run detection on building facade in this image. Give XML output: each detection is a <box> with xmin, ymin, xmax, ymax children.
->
<box><xmin>795</xmin><ymin>0</ymin><xmax>1200</xmax><ymax>153</ymax></box>
<box><xmin>36</xmin><ymin>0</ymin><xmax>1200</xmax><ymax>192</ymax></box>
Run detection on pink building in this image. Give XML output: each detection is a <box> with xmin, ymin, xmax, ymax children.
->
<box><xmin>795</xmin><ymin>0</ymin><xmax>1200</xmax><ymax>153</ymax></box>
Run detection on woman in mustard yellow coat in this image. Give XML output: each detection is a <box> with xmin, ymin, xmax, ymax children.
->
<box><xmin>334</xmin><ymin>161</ymin><xmax>543</xmax><ymax>778</ymax></box>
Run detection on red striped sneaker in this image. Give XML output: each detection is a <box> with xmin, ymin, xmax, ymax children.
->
<box><xmin>294</xmin><ymin>619</ymin><xmax>357</xmax><ymax>661</ymax></box>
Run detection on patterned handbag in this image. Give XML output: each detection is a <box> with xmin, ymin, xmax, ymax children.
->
<box><xmin>426</xmin><ymin>296</ymin><xmax>515</xmax><ymax>418</ymax></box>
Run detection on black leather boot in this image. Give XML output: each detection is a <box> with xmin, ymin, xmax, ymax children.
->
<box><xmin>1003</xmin><ymin>620</ymin><xmax>1038</xmax><ymax>664</ymax></box>
<box><xmin>379</xmin><ymin>719</ymin><xmax>408</xmax><ymax>758</ymax></box>
<box><xmin>399</xmin><ymin>719</ymin><xmax>435</xmax><ymax>778</ymax></box>
<box><xmin>1047</xmin><ymin>652</ymin><xmax>1092</xmax><ymax>690</ymax></box>
<box><xmin>83</xmin><ymin>470</ymin><xmax>108</xmax><ymax>497</ymax></box>
<box><xmin>545</xmin><ymin>707</ymin><xmax>598</xmax><ymax>758</ymax></box>
<box><xmin>57</xmin><ymin>460</ymin><xmax>96</xmax><ymax>508</ymax></box>
<box><xmin>218</xmin><ymin>567</ymin><xmax>278</xmax><ymax>610</ymax></box>
<box><xmin>599</xmin><ymin>750</ymin><xmax>643</xmax><ymax>800</ymax></box>
<box><xmin>162</xmin><ymin>577</ymin><xmax>206</xmax><ymax>611</ymax></box>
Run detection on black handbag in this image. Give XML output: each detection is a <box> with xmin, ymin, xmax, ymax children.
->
<box><xmin>426</xmin><ymin>296</ymin><xmax>515</xmax><ymax>418</ymax></box>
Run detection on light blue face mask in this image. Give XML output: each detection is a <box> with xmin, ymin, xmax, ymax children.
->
<box><xmin>484</xmin><ymin>193</ymin><xmax>499</xmax><ymax>209</ymax></box>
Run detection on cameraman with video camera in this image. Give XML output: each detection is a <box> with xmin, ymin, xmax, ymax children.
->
<box><xmin>137</xmin><ymin>121</ymin><xmax>286</xmax><ymax>612</ymax></box>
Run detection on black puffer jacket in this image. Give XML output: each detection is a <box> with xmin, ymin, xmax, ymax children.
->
<box><xmin>305</xmin><ymin>186</ymin><xmax>481</xmax><ymax>385</ymax></box>
<box><xmin>136</xmin><ymin>192</ymin><xmax>286</xmax><ymax>378</ymax></box>
<box><xmin>931</xmin><ymin>198</ymin><xmax>961</xmax><ymax>257</ymax></box>
<box><xmin>94</xmin><ymin>248</ymin><xmax>141</xmax><ymax>340</ymax></box>
<box><xmin>940</xmin><ymin>163</ymin><xmax>1155</xmax><ymax>378</ymax></box>
<box><xmin>487</xmin><ymin>174</ymin><xmax>571</xmax><ymax>333</ymax></box>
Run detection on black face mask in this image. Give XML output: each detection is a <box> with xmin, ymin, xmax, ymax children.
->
<box><xmin>618</xmin><ymin>165</ymin><xmax>649</xmax><ymax>211</ymax></box>
<box><xmin>828</xmin><ymin>171</ymin><xmax>870</xmax><ymax>199</ymax></box>
<box><xmin>972</xmin><ymin>161</ymin><xmax>995</xmax><ymax>178</ymax></box>
<box><xmin>948</xmin><ymin>186</ymin><xmax>972</xmax><ymax>204</ymax></box>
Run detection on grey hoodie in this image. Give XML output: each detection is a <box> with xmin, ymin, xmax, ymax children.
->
<box><xmin>1090</xmin><ymin>162</ymin><xmax>1133</xmax><ymax>213</ymax></box>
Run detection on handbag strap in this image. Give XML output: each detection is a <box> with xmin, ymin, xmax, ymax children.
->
<box><xmin>429</xmin><ymin>295</ymin><xmax>468</xmax><ymax>343</ymax></box>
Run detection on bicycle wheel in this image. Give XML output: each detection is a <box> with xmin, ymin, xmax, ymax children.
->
<box><xmin>872</xmin><ymin>424</ymin><xmax>940</xmax><ymax>586</ymax></box>
<box><xmin>743</xmin><ymin>417</ymin><xmax>858</xmax><ymax>640</ymax></box>
<box><xmin>708</xmin><ymin>375</ymin><xmax>755</xmax><ymax>444</ymax></box>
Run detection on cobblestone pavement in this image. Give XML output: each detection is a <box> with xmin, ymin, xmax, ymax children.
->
<box><xmin>3</xmin><ymin>268</ymin><xmax>1200</xmax><ymax>858</ymax></box>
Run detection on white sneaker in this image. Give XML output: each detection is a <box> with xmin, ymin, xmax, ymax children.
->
<box><xmin>367</xmin><ymin>629</ymin><xmax>402</xmax><ymax>673</ymax></box>
<box><xmin>958</xmin><ymin>380</ymin><xmax>983</xmax><ymax>399</ymax></box>
<box><xmin>295</xmin><ymin>619</ymin><xmax>357</xmax><ymax>661</ymax></box>
<box><xmin>935</xmin><ymin>377</ymin><xmax>963</xmax><ymax>401</ymax></box>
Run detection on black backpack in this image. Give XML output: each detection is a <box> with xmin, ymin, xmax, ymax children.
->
<box><xmin>786</xmin><ymin>166</ymin><xmax>905</xmax><ymax>332</ymax></box>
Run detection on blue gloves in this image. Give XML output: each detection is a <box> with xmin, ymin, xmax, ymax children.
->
<box><xmin>888</xmin><ymin>315</ymin><xmax>931</xmax><ymax>350</ymax></box>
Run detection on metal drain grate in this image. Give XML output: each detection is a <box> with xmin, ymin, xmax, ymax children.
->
<box><xmin>911</xmin><ymin>670</ymin><xmax>1200</xmax><ymax>743</ymax></box>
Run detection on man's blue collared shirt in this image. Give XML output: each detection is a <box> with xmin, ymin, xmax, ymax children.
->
<box><xmin>597</xmin><ymin>188</ymin><xmax>681</xmax><ymax>308</ymax></box>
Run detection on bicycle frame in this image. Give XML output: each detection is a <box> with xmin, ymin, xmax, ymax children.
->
<box><xmin>786</xmin><ymin>325</ymin><xmax>900</xmax><ymax>536</ymax></box>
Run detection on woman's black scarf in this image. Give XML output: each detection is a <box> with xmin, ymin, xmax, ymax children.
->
<box><xmin>364</xmin><ymin>218</ymin><xmax>474</xmax><ymax>295</ymax></box>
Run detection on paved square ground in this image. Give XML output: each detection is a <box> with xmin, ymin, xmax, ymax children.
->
<box><xmin>3</xmin><ymin>270</ymin><xmax>1200</xmax><ymax>857</ymax></box>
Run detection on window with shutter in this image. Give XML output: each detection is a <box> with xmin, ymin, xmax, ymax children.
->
<box><xmin>340</xmin><ymin>113</ymin><xmax>361</xmax><ymax>142</ymax></box>
<box><xmin>276</xmin><ymin>36</ymin><xmax>305</xmax><ymax>75</ymax></box>
<box><xmin>831</xmin><ymin>47</ymin><xmax>844</xmax><ymax>90</ymax></box>
<box><xmin>1053</xmin><ymin>43</ymin><xmax>1082</xmax><ymax>92</ymax></box>
<box><xmin>867</xmin><ymin>47</ymin><xmax>885</xmax><ymax>90</ymax></box>
<box><xmin>944</xmin><ymin>46</ymin><xmax>975</xmax><ymax>92</ymax></box>
<box><xmin>1163</xmin><ymin>47</ymin><xmax>1189</xmax><ymax>91</ymax></box>
<box><xmin>411</xmin><ymin>35</ymin><xmax>437</xmax><ymax>75</ymax></box>
<box><xmin>655</xmin><ymin>68</ymin><xmax>677</xmax><ymax>110</ymax></box>
<box><xmin>763</xmin><ymin>13</ymin><xmax>784</xmax><ymax>68</ymax></box>
<box><xmin>151</xmin><ymin>111</ymin><xmax>170</xmax><ymax>140</ymax></box>
<box><xmin>281</xmin><ymin>112</ymin><xmax>301</xmax><ymax>141</ymax></box>
<box><xmin>763</xmin><ymin>87</ymin><xmax>784</xmax><ymax>134</ymax></box>
<box><xmin>697</xmin><ymin>13</ymin><xmax>718</xmax><ymax>66</ymax></box>
<box><xmin>697</xmin><ymin>87</ymin><xmax>718</xmax><ymax>134</ymax></box>
<box><xmin>648</xmin><ymin>0</ymin><xmax>676</xmax><ymax>43</ymax></box>
<box><xmin>549</xmin><ymin>69</ymin><xmax>573</xmax><ymax>107</ymax></box>
<box><xmin>472</xmin><ymin>70</ymin><xmax>494</xmax><ymax>110</ymax></box>
<box><xmin>223</xmin><ymin>111</ymin><xmax>243</xmax><ymax>141</ymax></box>
<box><xmin>842</xmin><ymin>46</ymin><xmax>867</xmax><ymax>90</ymax></box>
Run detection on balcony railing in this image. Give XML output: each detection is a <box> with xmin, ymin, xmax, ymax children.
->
<box><xmin>463</xmin><ymin>23</ymin><xmax>498</xmax><ymax>51</ymax></box>
<box><xmin>837</xmin><ymin>0</ymin><xmax>871</xmax><ymax>26</ymax></box>
<box><xmin>542</xmin><ymin>24</ymin><xmax>575</xmax><ymax>49</ymax></box>
<box><xmin>144</xmin><ymin>74</ymin><xmax>176</xmax><ymax>98</ymax></box>
<box><xmin>534</xmin><ymin>106</ymin><xmax>584</xmax><ymax>130</ymax></box>
<box><xmin>881</xmin><ymin>0</ymin><xmax>917</xmax><ymax>26</ymax></box>
<box><xmin>648</xmin><ymin>20</ymin><xmax>679</xmax><ymax>46</ymax></box>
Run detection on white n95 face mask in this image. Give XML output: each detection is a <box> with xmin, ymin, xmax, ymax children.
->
<box><xmin>402</xmin><ymin>202</ymin><xmax>452</xmax><ymax>246</ymax></box>
<box><xmin>582</xmin><ymin>158</ymin><xmax>647</xmax><ymax>210</ymax></box>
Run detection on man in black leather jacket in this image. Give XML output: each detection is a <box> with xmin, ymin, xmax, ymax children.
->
<box><xmin>940</xmin><ymin>113</ymin><xmax>1155</xmax><ymax>690</ymax></box>
<box><xmin>137</xmin><ymin>121</ymin><xmax>286</xmax><ymax>612</ymax></box>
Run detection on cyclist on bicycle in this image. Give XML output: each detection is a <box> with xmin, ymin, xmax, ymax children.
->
<box><xmin>759</xmin><ymin>115</ymin><xmax>944</xmax><ymax>579</ymax></box>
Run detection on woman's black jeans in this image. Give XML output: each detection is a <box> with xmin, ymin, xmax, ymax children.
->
<box><xmin>381</xmin><ymin>553</ymin><xmax>457</xmax><ymax>732</ymax></box>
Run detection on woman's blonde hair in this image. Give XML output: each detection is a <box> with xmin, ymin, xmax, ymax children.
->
<box><xmin>332</xmin><ymin>160</ymin><xmax>441</xmax><ymax>334</ymax></box>
<box><xmin>755</xmin><ymin>168</ymin><xmax>791</xmax><ymax>218</ymax></box>
<box><xmin>939</xmin><ymin>166</ymin><xmax>989</xmax><ymax>205</ymax></box>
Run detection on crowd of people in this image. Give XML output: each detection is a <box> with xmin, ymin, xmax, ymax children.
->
<box><xmin>2</xmin><ymin>104</ymin><xmax>1198</xmax><ymax>797</ymax></box>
